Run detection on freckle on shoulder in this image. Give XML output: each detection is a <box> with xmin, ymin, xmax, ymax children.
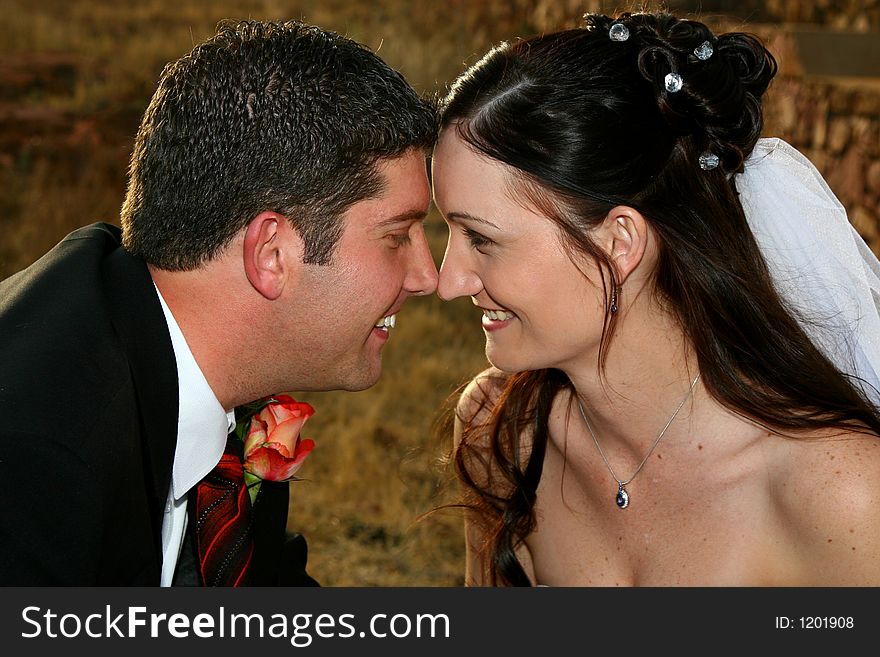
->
<box><xmin>779</xmin><ymin>428</ymin><xmax>880</xmax><ymax>528</ymax></box>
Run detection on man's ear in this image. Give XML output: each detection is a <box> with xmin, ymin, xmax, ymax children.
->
<box><xmin>242</xmin><ymin>212</ymin><xmax>303</xmax><ymax>300</ymax></box>
<box><xmin>598</xmin><ymin>206</ymin><xmax>649</xmax><ymax>284</ymax></box>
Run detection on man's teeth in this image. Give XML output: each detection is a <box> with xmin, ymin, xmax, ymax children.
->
<box><xmin>483</xmin><ymin>309</ymin><xmax>515</xmax><ymax>321</ymax></box>
<box><xmin>375</xmin><ymin>314</ymin><xmax>397</xmax><ymax>330</ymax></box>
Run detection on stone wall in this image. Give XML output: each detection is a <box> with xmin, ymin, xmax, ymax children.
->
<box><xmin>764</xmin><ymin>78</ymin><xmax>880</xmax><ymax>251</ymax></box>
<box><xmin>664</xmin><ymin>0</ymin><xmax>880</xmax><ymax>29</ymax></box>
<box><xmin>761</xmin><ymin>0</ymin><xmax>880</xmax><ymax>30</ymax></box>
<box><xmin>730</xmin><ymin>17</ymin><xmax>880</xmax><ymax>254</ymax></box>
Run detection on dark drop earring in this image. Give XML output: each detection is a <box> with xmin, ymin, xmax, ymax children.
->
<box><xmin>610</xmin><ymin>285</ymin><xmax>621</xmax><ymax>313</ymax></box>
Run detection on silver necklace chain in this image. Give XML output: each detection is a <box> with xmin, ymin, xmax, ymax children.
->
<box><xmin>576</xmin><ymin>374</ymin><xmax>700</xmax><ymax>509</ymax></box>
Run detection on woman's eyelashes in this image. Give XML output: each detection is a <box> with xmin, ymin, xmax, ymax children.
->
<box><xmin>462</xmin><ymin>226</ymin><xmax>493</xmax><ymax>250</ymax></box>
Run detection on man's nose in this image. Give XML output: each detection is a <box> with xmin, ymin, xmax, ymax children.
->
<box><xmin>405</xmin><ymin>231</ymin><xmax>439</xmax><ymax>296</ymax></box>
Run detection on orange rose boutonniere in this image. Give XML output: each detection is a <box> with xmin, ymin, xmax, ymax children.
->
<box><xmin>234</xmin><ymin>394</ymin><xmax>316</xmax><ymax>503</ymax></box>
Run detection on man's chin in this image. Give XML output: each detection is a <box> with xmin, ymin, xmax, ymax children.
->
<box><xmin>339</xmin><ymin>362</ymin><xmax>383</xmax><ymax>392</ymax></box>
<box><xmin>283</xmin><ymin>358</ymin><xmax>382</xmax><ymax>393</ymax></box>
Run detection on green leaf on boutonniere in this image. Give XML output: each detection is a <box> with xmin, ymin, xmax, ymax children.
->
<box><xmin>233</xmin><ymin>396</ymin><xmax>278</xmax><ymax>443</ymax></box>
<box><xmin>244</xmin><ymin>470</ymin><xmax>262</xmax><ymax>505</ymax></box>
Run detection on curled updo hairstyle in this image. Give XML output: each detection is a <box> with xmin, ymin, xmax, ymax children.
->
<box><xmin>441</xmin><ymin>12</ymin><xmax>880</xmax><ymax>585</ymax></box>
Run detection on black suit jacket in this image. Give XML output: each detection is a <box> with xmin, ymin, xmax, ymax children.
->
<box><xmin>0</xmin><ymin>223</ymin><xmax>316</xmax><ymax>585</ymax></box>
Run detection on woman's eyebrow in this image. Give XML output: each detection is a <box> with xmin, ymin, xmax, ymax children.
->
<box><xmin>445</xmin><ymin>211</ymin><xmax>500</xmax><ymax>230</ymax></box>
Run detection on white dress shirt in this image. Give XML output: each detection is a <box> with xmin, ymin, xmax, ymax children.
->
<box><xmin>154</xmin><ymin>286</ymin><xmax>235</xmax><ymax>586</ymax></box>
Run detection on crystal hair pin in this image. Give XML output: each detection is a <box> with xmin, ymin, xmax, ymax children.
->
<box><xmin>699</xmin><ymin>151</ymin><xmax>720</xmax><ymax>170</ymax></box>
<box><xmin>664</xmin><ymin>72</ymin><xmax>683</xmax><ymax>93</ymax></box>
<box><xmin>694</xmin><ymin>40</ymin><xmax>714</xmax><ymax>61</ymax></box>
<box><xmin>609</xmin><ymin>23</ymin><xmax>630</xmax><ymax>42</ymax></box>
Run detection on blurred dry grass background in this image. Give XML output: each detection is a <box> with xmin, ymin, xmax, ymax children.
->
<box><xmin>3</xmin><ymin>0</ymin><xmax>872</xmax><ymax>585</ymax></box>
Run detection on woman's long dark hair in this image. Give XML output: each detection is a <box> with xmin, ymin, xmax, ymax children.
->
<box><xmin>441</xmin><ymin>12</ymin><xmax>880</xmax><ymax>586</ymax></box>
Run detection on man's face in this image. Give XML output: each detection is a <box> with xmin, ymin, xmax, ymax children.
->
<box><xmin>282</xmin><ymin>149</ymin><xmax>438</xmax><ymax>391</ymax></box>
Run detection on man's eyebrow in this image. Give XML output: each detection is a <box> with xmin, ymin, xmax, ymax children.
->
<box><xmin>375</xmin><ymin>209</ymin><xmax>429</xmax><ymax>228</ymax></box>
<box><xmin>445</xmin><ymin>211</ymin><xmax>500</xmax><ymax>230</ymax></box>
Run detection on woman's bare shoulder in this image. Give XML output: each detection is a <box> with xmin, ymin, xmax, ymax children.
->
<box><xmin>452</xmin><ymin>367</ymin><xmax>525</xmax><ymax>490</ymax></box>
<box><xmin>455</xmin><ymin>368</ymin><xmax>540</xmax><ymax>587</ymax></box>
<box><xmin>773</xmin><ymin>428</ymin><xmax>880</xmax><ymax>584</ymax></box>
<box><xmin>456</xmin><ymin>367</ymin><xmax>511</xmax><ymax>427</ymax></box>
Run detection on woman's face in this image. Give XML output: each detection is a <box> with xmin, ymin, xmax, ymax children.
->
<box><xmin>432</xmin><ymin>129</ymin><xmax>607</xmax><ymax>373</ymax></box>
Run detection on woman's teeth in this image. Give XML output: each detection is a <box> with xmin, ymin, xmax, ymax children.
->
<box><xmin>375</xmin><ymin>314</ymin><xmax>397</xmax><ymax>330</ymax></box>
<box><xmin>482</xmin><ymin>309</ymin><xmax>515</xmax><ymax>321</ymax></box>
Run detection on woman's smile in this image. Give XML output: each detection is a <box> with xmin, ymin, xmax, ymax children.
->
<box><xmin>480</xmin><ymin>307</ymin><xmax>516</xmax><ymax>331</ymax></box>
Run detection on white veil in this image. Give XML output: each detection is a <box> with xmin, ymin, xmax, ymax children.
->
<box><xmin>736</xmin><ymin>138</ymin><xmax>880</xmax><ymax>406</ymax></box>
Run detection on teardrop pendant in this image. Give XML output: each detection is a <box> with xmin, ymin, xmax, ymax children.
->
<box><xmin>615</xmin><ymin>484</ymin><xmax>630</xmax><ymax>509</ymax></box>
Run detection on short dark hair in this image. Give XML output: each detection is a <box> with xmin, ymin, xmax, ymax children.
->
<box><xmin>121</xmin><ymin>20</ymin><xmax>437</xmax><ymax>269</ymax></box>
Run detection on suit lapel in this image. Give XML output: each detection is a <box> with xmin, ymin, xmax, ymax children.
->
<box><xmin>102</xmin><ymin>237</ymin><xmax>178</xmax><ymax>563</ymax></box>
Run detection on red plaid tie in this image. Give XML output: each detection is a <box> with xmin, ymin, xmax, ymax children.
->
<box><xmin>194</xmin><ymin>440</ymin><xmax>254</xmax><ymax>586</ymax></box>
